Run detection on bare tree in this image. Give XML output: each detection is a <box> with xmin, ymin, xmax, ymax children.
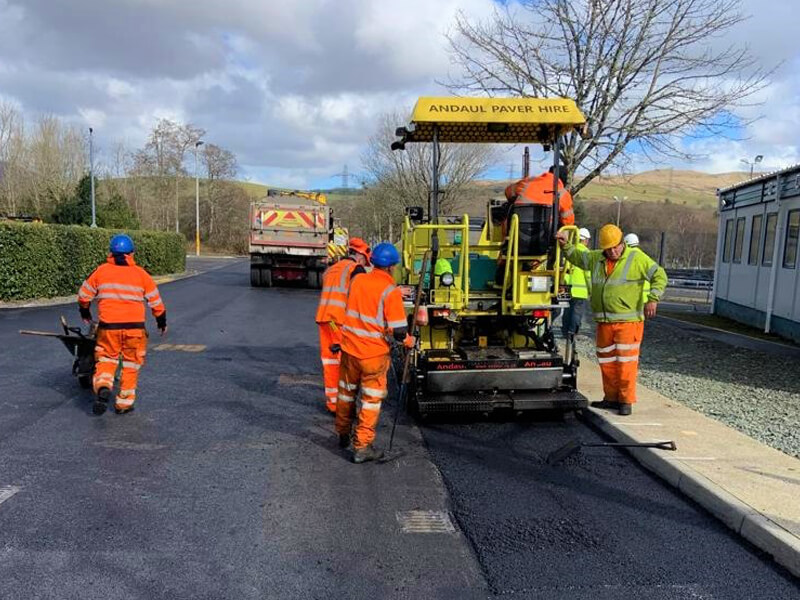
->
<box><xmin>201</xmin><ymin>143</ymin><xmax>237</xmax><ymax>236</ymax></box>
<box><xmin>447</xmin><ymin>0</ymin><xmax>770</xmax><ymax>193</ymax></box>
<box><xmin>362</xmin><ymin>111</ymin><xmax>495</xmax><ymax>224</ymax></box>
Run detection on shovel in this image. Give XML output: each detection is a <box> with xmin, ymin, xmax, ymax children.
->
<box><xmin>546</xmin><ymin>439</ymin><xmax>677</xmax><ymax>465</ymax></box>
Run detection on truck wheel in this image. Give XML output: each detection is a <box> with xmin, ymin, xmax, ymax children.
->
<box><xmin>262</xmin><ymin>268</ymin><xmax>273</xmax><ymax>288</ymax></box>
<box><xmin>307</xmin><ymin>270</ymin><xmax>321</xmax><ymax>289</ymax></box>
<box><xmin>250</xmin><ymin>266</ymin><xmax>261</xmax><ymax>287</ymax></box>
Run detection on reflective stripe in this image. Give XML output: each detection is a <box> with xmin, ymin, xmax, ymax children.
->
<box><xmin>322</xmin><ymin>359</ymin><xmax>340</xmax><ymax>365</ymax></box>
<box><xmin>387</xmin><ymin>319</ymin><xmax>407</xmax><ymax>329</ymax></box>
<box><xmin>325</xmin><ymin>387</ymin><xmax>338</xmax><ymax>394</ymax></box>
<box><xmin>121</xmin><ymin>361</ymin><xmax>141</xmax><ymax>371</ymax></box>
<box><xmin>116</xmin><ymin>397</ymin><xmax>135</xmax><ymax>407</ymax></box>
<box><xmin>95</xmin><ymin>374</ymin><xmax>114</xmax><ymax>383</ymax></box>
<box><xmin>98</xmin><ymin>357</ymin><xmax>119</xmax><ymax>365</ymax></box>
<box><xmin>96</xmin><ymin>292</ymin><xmax>145</xmax><ymax>302</ymax></box>
<box><xmin>616</xmin><ymin>343</ymin><xmax>640</xmax><ymax>350</ymax></box>
<box><xmin>376</xmin><ymin>284</ymin><xmax>396</xmax><ymax>325</ymax></box>
<box><xmin>342</xmin><ymin>325</ymin><xmax>384</xmax><ymax>338</ymax></box>
<box><xmin>596</xmin><ymin>344</ymin><xmax>616</xmax><ymax>353</ymax></box>
<box><xmin>98</xmin><ymin>283</ymin><xmax>144</xmax><ymax>293</ymax></box>
<box><xmin>319</xmin><ymin>298</ymin><xmax>347</xmax><ymax>308</ymax></box>
<box><xmin>597</xmin><ymin>356</ymin><xmax>617</xmax><ymax>364</ymax></box>
<box><xmin>593</xmin><ymin>312</ymin><xmax>643</xmax><ymax>321</ymax></box>
<box><xmin>617</xmin><ymin>355</ymin><xmax>639</xmax><ymax>363</ymax></box>
<box><xmin>118</xmin><ymin>389</ymin><xmax>137</xmax><ymax>397</ymax></box>
<box><xmin>148</xmin><ymin>298</ymin><xmax>163</xmax><ymax>308</ymax></box>
<box><xmin>337</xmin><ymin>394</ymin><xmax>355</xmax><ymax>403</ymax></box>
<box><xmin>560</xmin><ymin>209</ymin><xmax>574</xmax><ymax>218</ymax></box>
<box><xmin>361</xmin><ymin>386</ymin><xmax>388</xmax><ymax>399</ymax></box>
<box><xmin>618</xmin><ymin>251</ymin><xmax>637</xmax><ymax>282</ymax></box>
<box><xmin>81</xmin><ymin>281</ymin><xmax>97</xmax><ymax>293</ymax></box>
<box><xmin>346</xmin><ymin>309</ymin><xmax>383</xmax><ymax>327</ymax></box>
<box><xmin>78</xmin><ymin>291</ymin><xmax>94</xmax><ymax>300</ymax></box>
<box><xmin>144</xmin><ymin>290</ymin><xmax>160</xmax><ymax>299</ymax></box>
<box><xmin>646</xmin><ymin>263</ymin><xmax>659</xmax><ymax>279</ymax></box>
<box><xmin>339</xmin><ymin>381</ymin><xmax>357</xmax><ymax>390</ymax></box>
<box><xmin>361</xmin><ymin>400</ymin><xmax>382</xmax><ymax>411</ymax></box>
<box><xmin>603</xmin><ymin>279</ymin><xmax>645</xmax><ymax>287</ymax></box>
<box><xmin>649</xmin><ymin>288</ymin><xmax>664</xmax><ymax>298</ymax></box>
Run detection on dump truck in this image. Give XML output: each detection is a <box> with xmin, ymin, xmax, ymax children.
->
<box><xmin>392</xmin><ymin>96</ymin><xmax>589</xmax><ymax>416</ymax></box>
<box><xmin>249</xmin><ymin>189</ymin><xmax>347</xmax><ymax>288</ymax></box>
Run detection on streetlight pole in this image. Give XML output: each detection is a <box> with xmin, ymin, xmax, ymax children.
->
<box><xmin>741</xmin><ymin>154</ymin><xmax>764</xmax><ymax>178</ymax></box>
<box><xmin>195</xmin><ymin>140</ymin><xmax>204</xmax><ymax>257</ymax></box>
<box><xmin>89</xmin><ymin>127</ymin><xmax>97</xmax><ymax>228</ymax></box>
<box><xmin>613</xmin><ymin>195</ymin><xmax>626</xmax><ymax>226</ymax></box>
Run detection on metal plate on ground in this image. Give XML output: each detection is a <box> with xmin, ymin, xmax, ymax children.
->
<box><xmin>396</xmin><ymin>510</ymin><xmax>456</xmax><ymax>534</ymax></box>
<box><xmin>278</xmin><ymin>374</ymin><xmax>322</xmax><ymax>387</ymax></box>
<box><xmin>0</xmin><ymin>485</ymin><xmax>20</xmax><ymax>506</ymax></box>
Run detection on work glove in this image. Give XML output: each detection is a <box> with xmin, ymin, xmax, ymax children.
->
<box><xmin>79</xmin><ymin>306</ymin><xmax>92</xmax><ymax>324</ymax></box>
<box><xmin>329</xmin><ymin>343</ymin><xmax>341</xmax><ymax>354</ymax></box>
<box><xmin>403</xmin><ymin>334</ymin><xmax>416</xmax><ymax>349</ymax></box>
<box><xmin>156</xmin><ymin>312</ymin><xmax>168</xmax><ymax>336</ymax></box>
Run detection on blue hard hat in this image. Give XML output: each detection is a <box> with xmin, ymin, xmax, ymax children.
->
<box><xmin>371</xmin><ymin>242</ymin><xmax>400</xmax><ymax>267</ymax></box>
<box><xmin>109</xmin><ymin>234</ymin><xmax>134</xmax><ymax>255</ymax></box>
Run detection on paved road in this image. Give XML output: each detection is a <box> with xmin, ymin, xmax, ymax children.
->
<box><xmin>0</xmin><ymin>260</ymin><xmax>796</xmax><ymax>599</ymax></box>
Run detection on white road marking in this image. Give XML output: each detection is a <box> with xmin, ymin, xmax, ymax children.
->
<box><xmin>666</xmin><ymin>456</ymin><xmax>717</xmax><ymax>461</ymax></box>
<box><xmin>610</xmin><ymin>422</ymin><xmax>664</xmax><ymax>426</ymax></box>
<box><xmin>0</xmin><ymin>486</ymin><xmax>21</xmax><ymax>506</ymax></box>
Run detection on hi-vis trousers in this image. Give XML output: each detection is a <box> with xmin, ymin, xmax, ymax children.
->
<box><xmin>595</xmin><ymin>321</ymin><xmax>644</xmax><ymax>405</ymax></box>
<box><xmin>318</xmin><ymin>322</ymin><xmax>343</xmax><ymax>413</ymax></box>
<box><xmin>93</xmin><ymin>328</ymin><xmax>147</xmax><ymax>411</ymax></box>
<box><xmin>335</xmin><ymin>351</ymin><xmax>390</xmax><ymax>450</ymax></box>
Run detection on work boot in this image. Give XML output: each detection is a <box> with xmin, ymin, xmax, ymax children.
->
<box><xmin>590</xmin><ymin>399</ymin><xmax>620</xmax><ymax>410</ymax></box>
<box><xmin>352</xmin><ymin>445</ymin><xmax>384</xmax><ymax>464</ymax></box>
<box><xmin>92</xmin><ymin>387</ymin><xmax>111</xmax><ymax>416</ymax></box>
<box><xmin>618</xmin><ymin>403</ymin><xmax>633</xmax><ymax>416</ymax></box>
<box><xmin>338</xmin><ymin>433</ymin><xmax>351</xmax><ymax>449</ymax></box>
<box><xmin>115</xmin><ymin>406</ymin><xmax>135</xmax><ymax>415</ymax></box>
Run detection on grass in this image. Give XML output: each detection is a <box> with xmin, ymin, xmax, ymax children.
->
<box><xmin>660</xmin><ymin>310</ymin><xmax>799</xmax><ymax>347</ymax></box>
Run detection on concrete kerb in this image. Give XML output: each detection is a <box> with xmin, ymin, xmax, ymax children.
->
<box><xmin>582</xmin><ymin>408</ymin><xmax>800</xmax><ymax>578</ymax></box>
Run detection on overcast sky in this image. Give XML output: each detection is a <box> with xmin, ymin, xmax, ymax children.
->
<box><xmin>0</xmin><ymin>0</ymin><xmax>798</xmax><ymax>188</ymax></box>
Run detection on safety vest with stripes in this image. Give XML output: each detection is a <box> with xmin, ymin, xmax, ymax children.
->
<box><xmin>563</xmin><ymin>243</ymin><xmax>667</xmax><ymax>323</ymax></box>
<box><xmin>341</xmin><ymin>269</ymin><xmax>407</xmax><ymax>359</ymax></box>
<box><xmin>78</xmin><ymin>254</ymin><xmax>165</xmax><ymax>327</ymax></box>
<box><xmin>315</xmin><ymin>258</ymin><xmax>359</xmax><ymax>324</ymax></box>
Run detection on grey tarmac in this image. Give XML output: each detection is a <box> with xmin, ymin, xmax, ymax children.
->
<box><xmin>0</xmin><ymin>260</ymin><xmax>796</xmax><ymax>599</ymax></box>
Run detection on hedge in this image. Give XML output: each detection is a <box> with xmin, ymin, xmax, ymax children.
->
<box><xmin>0</xmin><ymin>222</ymin><xmax>185</xmax><ymax>301</ymax></box>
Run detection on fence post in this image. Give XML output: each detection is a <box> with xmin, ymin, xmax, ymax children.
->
<box><xmin>658</xmin><ymin>231</ymin><xmax>666</xmax><ymax>265</ymax></box>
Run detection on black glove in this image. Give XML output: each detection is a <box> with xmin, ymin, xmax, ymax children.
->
<box><xmin>79</xmin><ymin>306</ymin><xmax>92</xmax><ymax>321</ymax></box>
<box><xmin>329</xmin><ymin>343</ymin><xmax>341</xmax><ymax>354</ymax></box>
<box><xmin>156</xmin><ymin>312</ymin><xmax>167</xmax><ymax>332</ymax></box>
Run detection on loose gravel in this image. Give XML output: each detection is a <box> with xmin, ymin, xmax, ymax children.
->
<box><xmin>574</xmin><ymin>319</ymin><xmax>800</xmax><ymax>459</ymax></box>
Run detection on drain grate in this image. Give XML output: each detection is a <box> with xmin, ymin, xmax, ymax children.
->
<box><xmin>396</xmin><ymin>510</ymin><xmax>456</xmax><ymax>534</ymax></box>
<box><xmin>0</xmin><ymin>486</ymin><xmax>20</xmax><ymax>506</ymax></box>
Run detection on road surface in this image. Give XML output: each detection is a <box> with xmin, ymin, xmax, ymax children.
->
<box><xmin>0</xmin><ymin>259</ymin><xmax>796</xmax><ymax>599</ymax></box>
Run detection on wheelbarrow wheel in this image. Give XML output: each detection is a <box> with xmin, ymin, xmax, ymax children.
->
<box><xmin>78</xmin><ymin>375</ymin><xmax>92</xmax><ymax>389</ymax></box>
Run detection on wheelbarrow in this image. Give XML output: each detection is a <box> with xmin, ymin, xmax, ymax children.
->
<box><xmin>20</xmin><ymin>316</ymin><xmax>97</xmax><ymax>389</ymax></box>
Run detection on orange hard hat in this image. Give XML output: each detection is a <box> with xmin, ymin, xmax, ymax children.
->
<box><xmin>348</xmin><ymin>237</ymin><xmax>371</xmax><ymax>263</ymax></box>
<box><xmin>598</xmin><ymin>224</ymin><xmax>623</xmax><ymax>250</ymax></box>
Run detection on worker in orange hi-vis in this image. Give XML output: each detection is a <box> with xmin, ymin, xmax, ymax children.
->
<box><xmin>78</xmin><ymin>234</ymin><xmax>167</xmax><ymax>416</ymax></box>
<box><xmin>556</xmin><ymin>224</ymin><xmax>667</xmax><ymax>416</ymax></box>
<box><xmin>504</xmin><ymin>167</ymin><xmax>575</xmax><ymax>227</ymax></box>
<box><xmin>335</xmin><ymin>242</ymin><xmax>413</xmax><ymax>463</ymax></box>
<box><xmin>315</xmin><ymin>238</ymin><xmax>371</xmax><ymax>413</ymax></box>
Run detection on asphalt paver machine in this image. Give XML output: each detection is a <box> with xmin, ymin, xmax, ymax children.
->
<box><xmin>392</xmin><ymin>97</ymin><xmax>588</xmax><ymax>416</ymax></box>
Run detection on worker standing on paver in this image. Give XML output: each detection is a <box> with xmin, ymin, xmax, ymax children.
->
<box><xmin>335</xmin><ymin>243</ymin><xmax>413</xmax><ymax>463</ymax></box>
<box><xmin>624</xmin><ymin>233</ymin><xmax>651</xmax><ymax>306</ymax></box>
<box><xmin>556</xmin><ymin>224</ymin><xmax>667</xmax><ymax>416</ymax></box>
<box><xmin>78</xmin><ymin>234</ymin><xmax>167</xmax><ymax>416</ymax></box>
<box><xmin>504</xmin><ymin>167</ymin><xmax>575</xmax><ymax>227</ymax></box>
<box><xmin>315</xmin><ymin>238</ymin><xmax>371</xmax><ymax>413</ymax></box>
<box><xmin>561</xmin><ymin>227</ymin><xmax>592</xmax><ymax>338</ymax></box>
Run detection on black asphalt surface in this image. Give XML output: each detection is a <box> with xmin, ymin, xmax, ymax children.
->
<box><xmin>0</xmin><ymin>259</ymin><xmax>797</xmax><ymax>599</ymax></box>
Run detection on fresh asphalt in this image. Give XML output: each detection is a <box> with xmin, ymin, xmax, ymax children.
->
<box><xmin>0</xmin><ymin>259</ymin><xmax>796</xmax><ymax>599</ymax></box>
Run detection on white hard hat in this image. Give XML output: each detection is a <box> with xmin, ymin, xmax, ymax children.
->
<box><xmin>578</xmin><ymin>227</ymin><xmax>591</xmax><ymax>240</ymax></box>
<box><xmin>624</xmin><ymin>233</ymin><xmax>640</xmax><ymax>247</ymax></box>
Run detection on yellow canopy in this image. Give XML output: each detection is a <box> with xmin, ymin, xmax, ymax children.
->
<box><xmin>402</xmin><ymin>97</ymin><xmax>586</xmax><ymax>144</ymax></box>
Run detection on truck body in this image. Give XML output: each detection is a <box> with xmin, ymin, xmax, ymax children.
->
<box><xmin>249</xmin><ymin>191</ymin><xmax>337</xmax><ymax>288</ymax></box>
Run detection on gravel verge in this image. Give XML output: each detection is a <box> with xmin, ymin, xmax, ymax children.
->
<box><xmin>574</xmin><ymin>319</ymin><xmax>800</xmax><ymax>459</ymax></box>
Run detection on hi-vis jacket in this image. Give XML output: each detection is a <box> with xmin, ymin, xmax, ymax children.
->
<box><xmin>564</xmin><ymin>263</ymin><xmax>590</xmax><ymax>299</ymax></box>
<box><xmin>315</xmin><ymin>258</ymin><xmax>365</xmax><ymax>324</ymax></box>
<box><xmin>505</xmin><ymin>172</ymin><xmax>575</xmax><ymax>226</ymax></box>
<box><xmin>78</xmin><ymin>254</ymin><xmax>165</xmax><ymax>327</ymax></box>
<box><xmin>563</xmin><ymin>243</ymin><xmax>667</xmax><ymax>322</ymax></box>
<box><xmin>341</xmin><ymin>269</ymin><xmax>407</xmax><ymax>359</ymax></box>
